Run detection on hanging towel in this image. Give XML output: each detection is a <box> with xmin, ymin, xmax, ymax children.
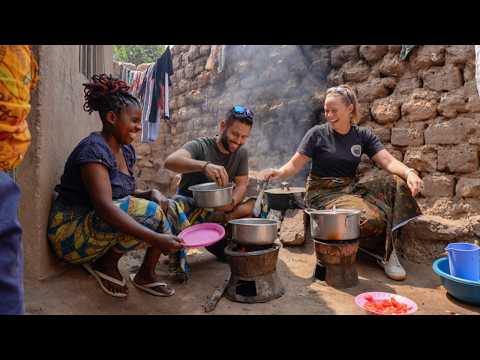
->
<box><xmin>205</xmin><ymin>45</ymin><xmax>226</xmax><ymax>73</ymax></box>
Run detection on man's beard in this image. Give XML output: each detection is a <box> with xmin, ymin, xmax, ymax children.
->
<box><xmin>220</xmin><ymin>131</ymin><xmax>240</xmax><ymax>153</ymax></box>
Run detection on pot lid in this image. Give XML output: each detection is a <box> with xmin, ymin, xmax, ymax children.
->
<box><xmin>306</xmin><ymin>208</ymin><xmax>361</xmax><ymax>215</ymax></box>
<box><xmin>264</xmin><ymin>187</ymin><xmax>306</xmax><ymax>195</ymax></box>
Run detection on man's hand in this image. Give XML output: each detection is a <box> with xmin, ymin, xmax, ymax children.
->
<box><xmin>150</xmin><ymin>189</ymin><xmax>170</xmax><ymax>213</ymax></box>
<box><xmin>406</xmin><ymin>172</ymin><xmax>424</xmax><ymax>197</ymax></box>
<box><xmin>204</xmin><ymin>163</ymin><xmax>229</xmax><ymax>187</ymax></box>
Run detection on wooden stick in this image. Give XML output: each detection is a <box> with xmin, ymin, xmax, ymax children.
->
<box><xmin>203</xmin><ymin>272</ymin><xmax>231</xmax><ymax>313</ymax></box>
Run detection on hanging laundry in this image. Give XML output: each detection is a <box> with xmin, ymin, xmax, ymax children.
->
<box><xmin>140</xmin><ymin>64</ymin><xmax>156</xmax><ymax>143</ymax></box>
<box><xmin>129</xmin><ymin>70</ymin><xmax>144</xmax><ymax>97</ymax></box>
<box><xmin>475</xmin><ymin>45</ymin><xmax>480</xmax><ymax>98</ymax></box>
<box><xmin>400</xmin><ymin>45</ymin><xmax>416</xmax><ymax>60</ymax></box>
<box><xmin>205</xmin><ymin>45</ymin><xmax>226</xmax><ymax>73</ymax></box>
<box><xmin>149</xmin><ymin>46</ymin><xmax>173</xmax><ymax>124</ymax></box>
<box><xmin>218</xmin><ymin>45</ymin><xmax>226</xmax><ymax>73</ymax></box>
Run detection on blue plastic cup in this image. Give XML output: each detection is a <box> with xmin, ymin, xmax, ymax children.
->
<box><xmin>445</xmin><ymin>242</ymin><xmax>480</xmax><ymax>281</ymax></box>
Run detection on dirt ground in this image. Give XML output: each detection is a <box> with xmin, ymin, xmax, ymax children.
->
<box><xmin>24</xmin><ymin>240</ymin><xmax>480</xmax><ymax>315</ymax></box>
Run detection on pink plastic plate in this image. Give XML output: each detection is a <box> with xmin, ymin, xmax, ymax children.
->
<box><xmin>355</xmin><ymin>292</ymin><xmax>418</xmax><ymax>315</ymax></box>
<box><xmin>178</xmin><ymin>223</ymin><xmax>226</xmax><ymax>249</ymax></box>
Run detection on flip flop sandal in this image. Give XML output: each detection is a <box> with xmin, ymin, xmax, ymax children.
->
<box><xmin>129</xmin><ymin>274</ymin><xmax>176</xmax><ymax>297</ymax></box>
<box><xmin>83</xmin><ymin>264</ymin><xmax>128</xmax><ymax>298</ymax></box>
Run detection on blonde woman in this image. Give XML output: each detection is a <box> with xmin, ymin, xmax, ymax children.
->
<box><xmin>261</xmin><ymin>85</ymin><xmax>424</xmax><ymax>281</ymax></box>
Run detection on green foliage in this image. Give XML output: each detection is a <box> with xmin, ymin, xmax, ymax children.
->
<box><xmin>113</xmin><ymin>45</ymin><xmax>167</xmax><ymax>65</ymax></box>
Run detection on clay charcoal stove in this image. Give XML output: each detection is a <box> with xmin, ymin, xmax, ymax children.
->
<box><xmin>313</xmin><ymin>238</ymin><xmax>360</xmax><ymax>289</ymax></box>
<box><xmin>224</xmin><ymin>241</ymin><xmax>285</xmax><ymax>303</ymax></box>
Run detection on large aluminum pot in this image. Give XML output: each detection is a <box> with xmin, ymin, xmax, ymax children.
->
<box><xmin>188</xmin><ymin>182</ymin><xmax>234</xmax><ymax>208</ymax></box>
<box><xmin>228</xmin><ymin>218</ymin><xmax>280</xmax><ymax>246</ymax></box>
<box><xmin>305</xmin><ymin>208</ymin><xmax>361</xmax><ymax>241</ymax></box>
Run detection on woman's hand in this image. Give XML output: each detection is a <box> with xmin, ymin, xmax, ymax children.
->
<box><xmin>156</xmin><ymin>234</ymin><xmax>184</xmax><ymax>254</ymax></box>
<box><xmin>406</xmin><ymin>171</ymin><xmax>424</xmax><ymax>197</ymax></box>
<box><xmin>204</xmin><ymin>163</ymin><xmax>229</xmax><ymax>187</ymax></box>
<box><xmin>150</xmin><ymin>189</ymin><xmax>170</xmax><ymax>213</ymax></box>
<box><xmin>259</xmin><ymin>168</ymin><xmax>282</xmax><ymax>181</ymax></box>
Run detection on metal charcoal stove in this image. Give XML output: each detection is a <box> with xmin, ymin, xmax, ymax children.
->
<box><xmin>224</xmin><ymin>242</ymin><xmax>285</xmax><ymax>303</ymax></box>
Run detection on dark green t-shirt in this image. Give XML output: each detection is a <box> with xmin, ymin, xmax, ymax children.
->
<box><xmin>177</xmin><ymin>137</ymin><xmax>249</xmax><ymax>197</ymax></box>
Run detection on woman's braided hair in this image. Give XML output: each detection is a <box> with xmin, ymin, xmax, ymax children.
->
<box><xmin>83</xmin><ymin>74</ymin><xmax>140</xmax><ymax>121</ymax></box>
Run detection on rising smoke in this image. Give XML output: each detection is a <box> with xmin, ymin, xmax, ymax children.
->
<box><xmin>199</xmin><ymin>45</ymin><xmax>333</xmax><ymax>186</ymax></box>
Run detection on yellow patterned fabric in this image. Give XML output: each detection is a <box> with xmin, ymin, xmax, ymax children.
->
<box><xmin>48</xmin><ymin>196</ymin><xmax>191</xmax><ymax>265</ymax></box>
<box><xmin>0</xmin><ymin>45</ymin><xmax>38</xmax><ymax>171</ymax></box>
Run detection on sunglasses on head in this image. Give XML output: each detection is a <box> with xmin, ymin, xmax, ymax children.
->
<box><xmin>231</xmin><ymin>105</ymin><xmax>254</xmax><ymax>121</ymax></box>
<box><xmin>328</xmin><ymin>87</ymin><xmax>353</xmax><ymax>102</ymax></box>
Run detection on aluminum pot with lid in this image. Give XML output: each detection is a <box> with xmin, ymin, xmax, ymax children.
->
<box><xmin>228</xmin><ymin>218</ymin><xmax>280</xmax><ymax>245</ymax></box>
<box><xmin>264</xmin><ymin>182</ymin><xmax>306</xmax><ymax>211</ymax></box>
<box><xmin>305</xmin><ymin>208</ymin><xmax>362</xmax><ymax>241</ymax></box>
<box><xmin>188</xmin><ymin>182</ymin><xmax>234</xmax><ymax>208</ymax></box>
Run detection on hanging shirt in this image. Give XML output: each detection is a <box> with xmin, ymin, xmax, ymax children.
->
<box><xmin>149</xmin><ymin>46</ymin><xmax>173</xmax><ymax>123</ymax></box>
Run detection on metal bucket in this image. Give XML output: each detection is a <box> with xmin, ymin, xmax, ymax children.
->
<box><xmin>305</xmin><ymin>208</ymin><xmax>361</xmax><ymax>241</ymax></box>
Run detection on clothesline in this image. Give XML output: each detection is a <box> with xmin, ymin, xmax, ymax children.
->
<box><xmin>117</xmin><ymin>45</ymin><xmax>227</xmax><ymax>144</ymax></box>
<box><xmin>117</xmin><ymin>47</ymin><xmax>173</xmax><ymax>144</ymax></box>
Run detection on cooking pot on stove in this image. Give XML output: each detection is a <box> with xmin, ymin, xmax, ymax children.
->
<box><xmin>228</xmin><ymin>218</ymin><xmax>280</xmax><ymax>246</ymax></box>
<box><xmin>264</xmin><ymin>182</ymin><xmax>305</xmax><ymax>211</ymax></box>
<box><xmin>305</xmin><ymin>208</ymin><xmax>362</xmax><ymax>241</ymax></box>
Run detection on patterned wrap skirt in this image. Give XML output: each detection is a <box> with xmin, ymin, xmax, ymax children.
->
<box><xmin>47</xmin><ymin>196</ymin><xmax>192</xmax><ymax>265</ymax></box>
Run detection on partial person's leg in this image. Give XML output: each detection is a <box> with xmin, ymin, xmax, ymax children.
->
<box><xmin>113</xmin><ymin>196</ymin><xmax>178</xmax><ymax>295</ymax></box>
<box><xmin>225</xmin><ymin>199</ymin><xmax>255</xmax><ymax>222</ymax></box>
<box><xmin>354</xmin><ymin>175</ymin><xmax>421</xmax><ymax>280</ymax></box>
<box><xmin>0</xmin><ymin>172</ymin><xmax>24</xmax><ymax>315</ymax></box>
<box><xmin>205</xmin><ymin>199</ymin><xmax>256</xmax><ymax>261</ymax></box>
<box><xmin>320</xmin><ymin>194</ymin><xmax>387</xmax><ymax>246</ymax></box>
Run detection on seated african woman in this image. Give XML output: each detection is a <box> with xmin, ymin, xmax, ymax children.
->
<box><xmin>47</xmin><ymin>74</ymin><xmax>189</xmax><ymax>298</ymax></box>
<box><xmin>260</xmin><ymin>84</ymin><xmax>424</xmax><ymax>281</ymax></box>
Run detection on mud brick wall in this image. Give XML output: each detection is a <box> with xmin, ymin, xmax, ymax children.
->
<box><xmin>127</xmin><ymin>45</ymin><xmax>332</xmax><ymax>195</ymax></box>
<box><xmin>122</xmin><ymin>45</ymin><xmax>480</xmax><ymax>223</ymax></box>
<box><xmin>326</xmin><ymin>45</ymin><xmax>480</xmax><ymax>220</ymax></box>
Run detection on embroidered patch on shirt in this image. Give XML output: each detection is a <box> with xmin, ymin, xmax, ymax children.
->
<box><xmin>351</xmin><ymin>144</ymin><xmax>362</xmax><ymax>157</ymax></box>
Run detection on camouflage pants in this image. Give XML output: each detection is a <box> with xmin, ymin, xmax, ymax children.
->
<box><xmin>305</xmin><ymin>174</ymin><xmax>422</xmax><ymax>261</ymax></box>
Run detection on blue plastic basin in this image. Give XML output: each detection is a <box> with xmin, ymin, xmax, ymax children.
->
<box><xmin>432</xmin><ymin>257</ymin><xmax>480</xmax><ymax>306</ymax></box>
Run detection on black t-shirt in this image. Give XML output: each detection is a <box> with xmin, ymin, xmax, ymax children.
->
<box><xmin>177</xmin><ymin>137</ymin><xmax>249</xmax><ymax>197</ymax></box>
<box><xmin>297</xmin><ymin>124</ymin><xmax>384</xmax><ymax>178</ymax></box>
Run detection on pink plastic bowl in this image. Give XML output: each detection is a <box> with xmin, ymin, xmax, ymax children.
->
<box><xmin>355</xmin><ymin>292</ymin><xmax>418</xmax><ymax>315</ymax></box>
<box><xmin>178</xmin><ymin>223</ymin><xmax>225</xmax><ymax>249</ymax></box>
